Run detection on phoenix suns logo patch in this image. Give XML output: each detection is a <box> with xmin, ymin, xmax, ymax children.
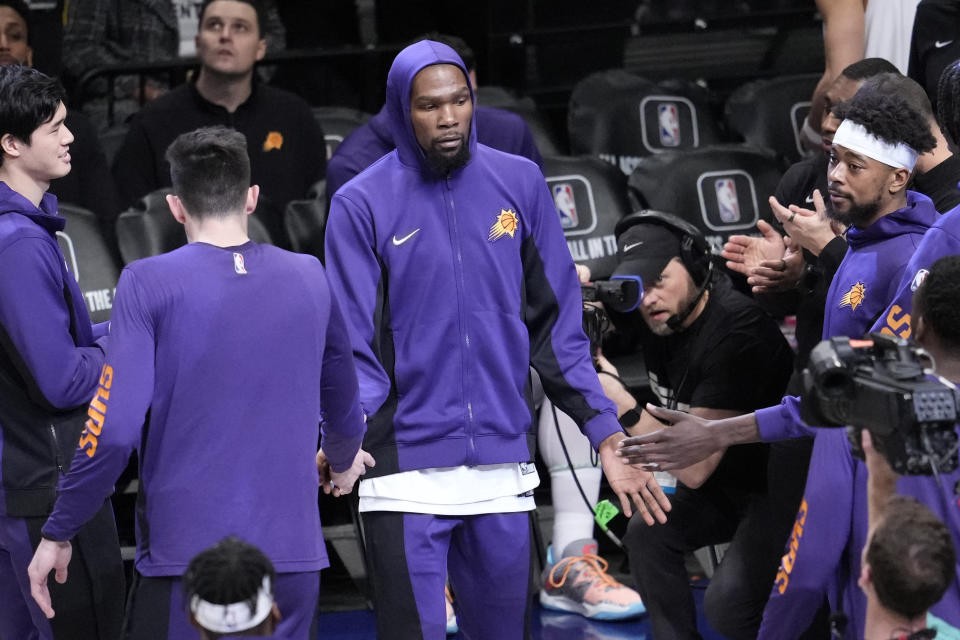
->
<box><xmin>839</xmin><ymin>281</ymin><xmax>865</xmax><ymax>311</ymax></box>
<box><xmin>489</xmin><ymin>208</ymin><xmax>519</xmax><ymax>241</ymax></box>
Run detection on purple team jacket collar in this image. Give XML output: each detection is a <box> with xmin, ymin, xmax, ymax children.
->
<box><xmin>0</xmin><ymin>182</ymin><xmax>63</xmax><ymax>233</ymax></box>
<box><xmin>385</xmin><ymin>40</ymin><xmax>478</xmax><ymax>174</ymax></box>
<box><xmin>846</xmin><ymin>190</ymin><xmax>938</xmax><ymax>250</ymax></box>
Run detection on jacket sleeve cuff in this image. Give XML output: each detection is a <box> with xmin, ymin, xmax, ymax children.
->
<box><xmin>756</xmin><ymin>396</ymin><xmax>816</xmax><ymax>442</ymax></box>
<box><xmin>582</xmin><ymin>413</ymin><xmax>625</xmax><ymax>451</ymax></box>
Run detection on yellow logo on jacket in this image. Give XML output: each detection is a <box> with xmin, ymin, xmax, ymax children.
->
<box><xmin>263</xmin><ymin>131</ymin><xmax>284</xmax><ymax>151</ymax></box>
<box><xmin>489</xmin><ymin>209</ymin><xmax>519</xmax><ymax>241</ymax></box>
<box><xmin>839</xmin><ymin>281</ymin><xmax>866</xmax><ymax>311</ymax></box>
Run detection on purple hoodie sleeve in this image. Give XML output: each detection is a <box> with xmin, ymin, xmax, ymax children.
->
<box><xmin>521</xmin><ymin>174</ymin><xmax>621</xmax><ymax>450</ymax></box>
<box><xmin>324</xmin><ymin>194</ymin><xmax>393</xmax><ymax>418</ymax></box>
<box><xmin>755</xmin><ymin>396</ymin><xmax>818</xmax><ymax>442</ymax></box>
<box><xmin>42</xmin><ymin>269</ymin><xmax>154</xmax><ymax>541</ymax></box>
<box><xmin>0</xmin><ymin>235</ymin><xmax>104</xmax><ymax>409</ymax></box>
<box><xmin>758</xmin><ymin>429</ymin><xmax>853</xmax><ymax>639</ymax></box>
<box><xmin>318</xmin><ymin>283</ymin><xmax>367</xmax><ymax>473</ymax></box>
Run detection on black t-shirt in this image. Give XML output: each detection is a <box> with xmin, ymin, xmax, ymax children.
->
<box><xmin>909</xmin><ymin>0</ymin><xmax>960</xmax><ymax>115</ymax></box>
<box><xmin>913</xmin><ymin>154</ymin><xmax>960</xmax><ymax>213</ymax></box>
<box><xmin>638</xmin><ymin>278</ymin><xmax>793</xmax><ymax>491</ymax></box>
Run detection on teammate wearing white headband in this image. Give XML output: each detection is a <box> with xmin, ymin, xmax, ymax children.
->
<box><xmin>184</xmin><ymin>537</ymin><xmax>280</xmax><ymax>639</ymax></box>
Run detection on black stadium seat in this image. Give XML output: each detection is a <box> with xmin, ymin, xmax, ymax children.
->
<box><xmin>284</xmin><ymin>198</ymin><xmax>328</xmax><ymax>261</ymax></box>
<box><xmin>312</xmin><ymin>106</ymin><xmax>373</xmax><ymax>161</ymax></box>
<box><xmin>116</xmin><ymin>189</ymin><xmax>273</xmax><ymax>265</ymax></box>
<box><xmin>541</xmin><ymin>155</ymin><xmax>633</xmax><ymax>280</ymax></box>
<box><xmin>724</xmin><ymin>73</ymin><xmax>820</xmax><ymax>165</ymax></box>
<box><xmin>568</xmin><ymin>70</ymin><xmax>723</xmax><ymax>175</ymax></box>
<box><xmin>476</xmin><ymin>86</ymin><xmax>565</xmax><ymax>156</ymax></box>
<box><xmin>56</xmin><ymin>203</ymin><xmax>122</xmax><ymax>324</ymax></box>
<box><xmin>627</xmin><ymin>145</ymin><xmax>784</xmax><ymax>252</ymax></box>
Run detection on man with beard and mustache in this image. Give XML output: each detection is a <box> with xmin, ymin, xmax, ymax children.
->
<box><xmin>614</xmin><ymin>86</ymin><xmax>941</xmax><ymax>639</ymax></box>
<box><xmin>323</xmin><ymin>40</ymin><xmax>668</xmax><ymax>640</ymax></box>
<box><xmin>591</xmin><ymin>211</ymin><xmax>797</xmax><ymax>640</ymax></box>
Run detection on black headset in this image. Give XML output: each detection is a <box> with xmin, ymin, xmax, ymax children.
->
<box><xmin>614</xmin><ymin>210</ymin><xmax>713</xmax><ymax>287</ymax></box>
<box><xmin>614</xmin><ymin>210</ymin><xmax>714</xmax><ymax>331</ymax></box>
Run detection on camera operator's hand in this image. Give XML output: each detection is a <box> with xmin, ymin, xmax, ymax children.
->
<box><xmin>598</xmin><ymin>432</ymin><xmax>671</xmax><ymax>525</ymax></box>
<box><xmin>862</xmin><ymin>430</ymin><xmax>899</xmax><ymax>530</ymax></box>
<box><xmin>769</xmin><ymin>190</ymin><xmax>839</xmax><ymax>256</ymax></box>
<box><xmin>617</xmin><ymin>405</ymin><xmax>726</xmax><ymax>469</ymax></box>
<box><xmin>747</xmin><ymin>235</ymin><xmax>806</xmax><ymax>294</ymax></box>
<box><xmin>721</xmin><ymin>220</ymin><xmax>785</xmax><ymax>277</ymax></box>
<box><xmin>575</xmin><ymin>263</ymin><xmax>592</xmax><ymax>285</ymax></box>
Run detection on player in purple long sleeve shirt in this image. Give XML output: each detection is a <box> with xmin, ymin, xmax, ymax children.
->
<box><xmin>28</xmin><ymin>127</ymin><xmax>369</xmax><ymax>640</ymax></box>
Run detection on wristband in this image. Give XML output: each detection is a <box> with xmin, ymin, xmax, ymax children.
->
<box><xmin>618</xmin><ymin>407</ymin><xmax>641</xmax><ymax>429</ymax></box>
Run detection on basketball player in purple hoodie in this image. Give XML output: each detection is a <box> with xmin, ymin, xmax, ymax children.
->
<box><xmin>324</xmin><ymin>40</ymin><xmax>669</xmax><ymax>639</ymax></box>
<box><xmin>27</xmin><ymin>126</ymin><xmax>370</xmax><ymax>640</ymax></box>
<box><xmin>0</xmin><ymin>64</ymin><xmax>124</xmax><ymax>640</ymax></box>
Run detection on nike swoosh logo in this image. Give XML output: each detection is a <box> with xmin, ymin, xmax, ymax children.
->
<box><xmin>805</xmin><ymin>195</ymin><xmax>814</xmax><ymax>203</ymax></box>
<box><xmin>392</xmin><ymin>228</ymin><xmax>421</xmax><ymax>246</ymax></box>
<box><xmin>936</xmin><ymin>40</ymin><xmax>954</xmax><ymax>48</ymax></box>
<box><xmin>623</xmin><ymin>241</ymin><xmax>644</xmax><ymax>252</ymax></box>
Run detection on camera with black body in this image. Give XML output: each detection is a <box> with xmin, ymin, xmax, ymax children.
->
<box><xmin>580</xmin><ymin>280</ymin><xmax>642</xmax><ymax>356</ymax></box>
<box><xmin>801</xmin><ymin>332</ymin><xmax>960</xmax><ymax>475</ymax></box>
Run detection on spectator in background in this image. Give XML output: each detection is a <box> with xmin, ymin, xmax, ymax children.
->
<box><xmin>908</xmin><ymin>0</ymin><xmax>960</xmax><ymax>115</ymax></box>
<box><xmin>325</xmin><ymin>33</ymin><xmax>543</xmax><ymax>199</ymax></box>
<box><xmin>0</xmin><ymin>0</ymin><xmax>122</xmax><ymax>257</ymax></box>
<box><xmin>61</xmin><ymin>0</ymin><xmax>284</xmax><ymax>127</ymax></box>
<box><xmin>111</xmin><ymin>0</ymin><xmax>324</xmax><ymax>247</ymax></box>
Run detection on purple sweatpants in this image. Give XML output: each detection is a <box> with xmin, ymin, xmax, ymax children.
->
<box><xmin>362</xmin><ymin>510</ymin><xmax>533</xmax><ymax>640</ymax></box>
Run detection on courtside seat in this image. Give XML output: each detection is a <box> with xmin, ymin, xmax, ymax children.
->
<box><xmin>627</xmin><ymin>144</ymin><xmax>783</xmax><ymax>252</ymax></box>
<box><xmin>568</xmin><ymin>70</ymin><xmax>723</xmax><ymax>176</ymax></box>
<box><xmin>56</xmin><ymin>203</ymin><xmax>122</xmax><ymax>324</ymax></box>
<box><xmin>724</xmin><ymin>73</ymin><xmax>820</xmax><ymax>165</ymax></box>
<box><xmin>312</xmin><ymin>106</ymin><xmax>373</xmax><ymax>161</ymax></box>
<box><xmin>98</xmin><ymin>122</ymin><xmax>129</xmax><ymax>168</ymax></box>
<box><xmin>116</xmin><ymin>188</ymin><xmax>272</xmax><ymax>265</ymax></box>
<box><xmin>285</xmin><ymin>197</ymin><xmax>327</xmax><ymax>261</ymax></box>
<box><xmin>542</xmin><ymin>155</ymin><xmax>633</xmax><ymax>280</ymax></box>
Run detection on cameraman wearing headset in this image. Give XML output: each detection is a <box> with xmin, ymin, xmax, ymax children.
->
<box><xmin>594</xmin><ymin>211</ymin><xmax>804</xmax><ymax>639</ymax></box>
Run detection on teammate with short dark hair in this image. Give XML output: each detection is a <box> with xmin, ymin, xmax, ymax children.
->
<box><xmin>27</xmin><ymin>125</ymin><xmax>370</xmax><ymax>640</ymax></box>
<box><xmin>0</xmin><ymin>63</ymin><xmax>125</xmax><ymax>640</ymax></box>
<box><xmin>184</xmin><ymin>536</ymin><xmax>280</xmax><ymax>639</ymax></box>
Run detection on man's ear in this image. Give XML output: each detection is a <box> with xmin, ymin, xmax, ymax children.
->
<box><xmin>244</xmin><ymin>184</ymin><xmax>260</xmax><ymax>215</ymax></box>
<box><xmin>888</xmin><ymin>167</ymin><xmax>911</xmax><ymax>194</ymax></box>
<box><xmin>858</xmin><ymin>562</ymin><xmax>873</xmax><ymax>592</ymax></box>
<box><xmin>25</xmin><ymin>45</ymin><xmax>33</xmax><ymax>67</ymax></box>
<box><xmin>166</xmin><ymin>194</ymin><xmax>188</xmax><ymax>225</ymax></box>
<box><xmin>255</xmin><ymin>37</ymin><xmax>266</xmax><ymax>62</ymax></box>
<box><xmin>914</xmin><ymin>313</ymin><xmax>927</xmax><ymax>346</ymax></box>
<box><xmin>1</xmin><ymin>133</ymin><xmax>23</xmax><ymax>159</ymax></box>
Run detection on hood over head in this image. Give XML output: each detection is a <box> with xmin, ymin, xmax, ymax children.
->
<box><xmin>385</xmin><ymin>39</ymin><xmax>477</xmax><ymax>173</ymax></box>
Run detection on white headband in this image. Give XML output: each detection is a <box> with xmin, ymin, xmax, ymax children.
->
<box><xmin>832</xmin><ymin>119</ymin><xmax>918</xmax><ymax>171</ymax></box>
<box><xmin>190</xmin><ymin>576</ymin><xmax>273</xmax><ymax>634</ymax></box>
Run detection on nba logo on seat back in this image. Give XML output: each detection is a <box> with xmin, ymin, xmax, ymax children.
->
<box><xmin>714</xmin><ymin>178</ymin><xmax>740</xmax><ymax>223</ymax></box>
<box><xmin>658</xmin><ymin>103</ymin><xmax>681</xmax><ymax>147</ymax></box>
<box><xmin>553</xmin><ymin>183</ymin><xmax>578</xmax><ymax>228</ymax></box>
<box><xmin>696</xmin><ymin>170</ymin><xmax>759</xmax><ymax>233</ymax></box>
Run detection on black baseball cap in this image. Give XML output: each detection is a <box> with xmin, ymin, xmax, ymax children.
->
<box><xmin>612</xmin><ymin>223</ymin><xmax>681</xmax><ymax>286</ymax></box>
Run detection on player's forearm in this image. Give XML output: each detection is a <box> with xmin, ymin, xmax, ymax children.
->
<box><xmin>710</xmin><ymin>412</ymin><xmax>762</xmax><ymax>448</ymax></box>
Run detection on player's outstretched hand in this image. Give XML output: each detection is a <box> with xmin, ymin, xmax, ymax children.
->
<box><xmin>617</xmin><ymin>405</ymin><xmax>722</xmax><ymax>470</ymax></box>
<box><xmin>721</xmin><ymin>219</ymin><xmax>785</xmax><ymax>276</ymax></box>
<box><xmin>598</xmin><ymin>432</ymin><xmax>670</xmax><ymax>525</ymax></box>
<box><xmin>28</xmin><ymin>538</ymin><xmax>72</xmax><ymax>618</ymax></box>
<box><xmin>321</xmin><ymin>448</ymin><xmax>376</xmax><ymax>497</ymax></box>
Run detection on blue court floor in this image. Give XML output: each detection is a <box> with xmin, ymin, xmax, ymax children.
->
<box><xmin>316</xmin><ymin>588</ymin><xmax>728</xmax><ymax>639</ymax></box>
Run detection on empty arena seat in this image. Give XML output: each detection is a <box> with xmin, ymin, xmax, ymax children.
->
<box><xmin>285</xmin><ymin>198</ymin><xmax>328</xmax><ymax>261</ymax></box>
<box><xmin>116</xmin><ymin>188</ymin><xmax>273</xmax><ymax>265</ymax></box>
<box><xmin>724</xmin><ymin>73</ymin><xmax>820</xmax><ymax>165</ymax></box>
<box><xmin>542</xmin><ymin>155</ymin><xmax>633</xmax><ymax>279</ymax></box>
<box><xmin>627</xmin><ymin>145</ymin><xmax>783</xmax><ymax>252</ymax></box>
<box><xmin>56</xmin><ymin>203</ymin><xmax>122</xmax><ymax>324</ymax></box>
<box><xmin>312</xmin><ymin>106</ymin><xmax>373</xmax><ymax>160</ymax></box>
<box><xmin>568</xmin><ymin>70</ymin><xmax>723</xmax><ymax>175</ymax></box>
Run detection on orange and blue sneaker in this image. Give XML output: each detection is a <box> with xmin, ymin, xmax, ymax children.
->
<box><xmin>540</xmin><ymin>539</ymin><xmax>646</xmax><ymax>621</ymax></box>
